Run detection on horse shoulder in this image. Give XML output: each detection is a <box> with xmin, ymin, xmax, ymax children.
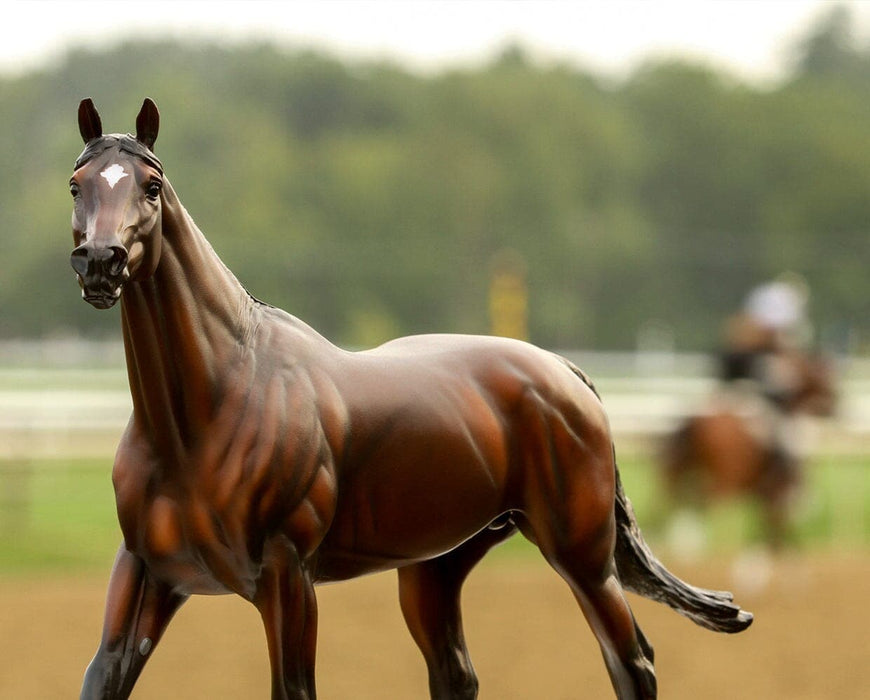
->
<box><xmin>110</xmin><ymin>422</ymin><xmax>176</xmax><ymax>559</ymax></box>
<box><xmin>233</xmin><ymin>346</ymin><xmax>343</xmax><ymax>557</ymax></box>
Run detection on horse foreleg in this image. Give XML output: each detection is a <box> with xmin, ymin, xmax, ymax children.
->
<box><xmin>759</xmin><ymin>450</ymin><xmax>802</xmax><ymax>550</ymax></box>
<box><xmin>398</xmin><ymin>522</ymin><xmax>517</xmax><ymax>700</ymax></box>
<box><xmin>254</xmin><ymin>542</ymin><xmax>318</xmax><ymax>700</ymax></box>
<box><xmin>80</xmin><ymin>544</ymin><xmax>187</xmax><ymax>699</ymax></box>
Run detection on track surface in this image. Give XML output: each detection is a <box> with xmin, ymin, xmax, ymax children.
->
<box><xmin>2</xmin><ymin>553</ymin><xmax>866</xmax><ymax>698</ymax></box>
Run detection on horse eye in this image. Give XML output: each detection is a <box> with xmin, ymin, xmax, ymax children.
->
<box><xmin>146</xmin><ymin>181</ymin><xmax>162</xmax><ymax>199</ymax></box>
<box><xmin>69</xmin><ymin>183</ymin><xmax>80</xmax><ymax>199</ymax></box>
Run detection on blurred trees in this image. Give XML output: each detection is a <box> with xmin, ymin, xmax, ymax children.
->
<box><xmin>0</xmin><ymin>6</ymin><xmax>867</xmax><ymax>352</ymax></box>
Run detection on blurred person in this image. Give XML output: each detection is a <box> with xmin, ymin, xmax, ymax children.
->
<box><xmin>718</xmin><ymin>273</ymin><xmax>813</xmax><ymax>488</ymax></box>
<box><xmin>663</xmin><ymin>273</ymin><xmax>835</xmax><ymax>549</ymax></box>
<box><xmin>720</xmin><ymin>272</ymin><xmax>812</xmax><ymax>383</ymax></box>
<box><xmin>720</xmin><ymin>272</ymin><xmax>812</xmax><ymax>508</ymax></box>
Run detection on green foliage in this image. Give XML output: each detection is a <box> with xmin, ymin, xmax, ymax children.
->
<box><xmin>0</xmin><ymin>8</ymin><xmax>868</xmax><ymax>350</ymax></box>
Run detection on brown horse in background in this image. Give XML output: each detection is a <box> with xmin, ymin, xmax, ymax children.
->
<box><xmin>662</xmin><ymin>350</ymin><xmax>837</xmax><ymax>548</ymax></box>
<box><xmin>70</xmin><ymin>98</ymin><xmax>750</xmax><ymax>700</ymax></box>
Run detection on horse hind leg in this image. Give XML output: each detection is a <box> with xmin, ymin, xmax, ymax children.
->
<box><xmin>545</xmin><ymin>540</ymin><xmax>657</xmax><ymax>699</ymax></box>
<box><xmin>516</xmin><ymin>414</ymin><xmax>656</xmax><ymax>695</ymax></box>
<box><xmin>519</xmin><ymin>460</ymin><xmax>656</xmax><ymax>697</ymax></box>
<box><xmin>398</xmin><ymin>519</ymin><xmax>517</xmax><ymax>700</ymax></box>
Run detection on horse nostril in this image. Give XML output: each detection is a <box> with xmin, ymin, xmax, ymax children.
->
<box><xmin>108</xmin><ymin>245</ymin><xmax>129</xmax><ymax>277</ymax></box>
<box><xmin>70</xmin><ymin>244</ymin><xmax>128</xmax><ymax>280</ymax></box>
<box><xmin>70</xmin><ymin>247</ymin><xmax>89</xmax><ymax>276</ymax></box>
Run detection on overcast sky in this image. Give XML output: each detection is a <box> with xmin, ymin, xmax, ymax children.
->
<box><xmin>3</xmin><ymin>1</ymin><xmax>868</xmax><ymax>84</ymax></box>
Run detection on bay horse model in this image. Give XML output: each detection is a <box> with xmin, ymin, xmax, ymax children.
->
<box><xmin>71</xmin><ymin>98</ymin><xmax>751</xmax><ymax>700</ymax></box>
<box><xmin>662</xmin><ymin>351</ymin><xmax>836</xmax><ymax>548</ymax></box>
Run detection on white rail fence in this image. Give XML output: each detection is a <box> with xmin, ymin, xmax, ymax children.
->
<box><xmin>1</xmin><ymin>343</ymin><xmax>869</xmax><ymax>460</ymax></box>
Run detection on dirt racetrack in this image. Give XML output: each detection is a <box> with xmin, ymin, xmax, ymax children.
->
<box><xmin>2</xmin><ymin>551</ymin><xmax>867</xmax><ymax>699</ymax></box>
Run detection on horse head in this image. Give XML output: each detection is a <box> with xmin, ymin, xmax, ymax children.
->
<box><xmin>69</xmin><ymin>98</ymin><xmax>164</xmax><ymax>308</ymax></box>
<box><xmin>793</xmin><ymin>351</ymin><xmax>838</xmax><ymax>417</ymax></box>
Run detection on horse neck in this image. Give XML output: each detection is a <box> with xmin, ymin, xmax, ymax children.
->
<box><xmin>120</xmin><ymin>177</ymin><xmax>256</xmax><ymax>456</ymax></box>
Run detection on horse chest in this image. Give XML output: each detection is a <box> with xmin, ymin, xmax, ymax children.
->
<box><xmin>113</xmin><ymin>359</ymin><xmax>338</xmax><ymax>596</ymax></box>
<box><xmin>124</xmin><ymin>489</ymin><xmax>260</xmax><ymax>598</ymax></box>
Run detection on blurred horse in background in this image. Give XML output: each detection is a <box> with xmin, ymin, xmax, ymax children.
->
<box><xmin>661</xmin><ymin>349</ymin><xmax>837</xmax><ymax>549</ymax></box>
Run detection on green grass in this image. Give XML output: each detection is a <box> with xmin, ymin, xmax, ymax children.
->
<box><xmin>485</xmin><ymin>455</ymin><xmax>869</xmax><ymax>562</ymax></box>
<box><xmin>0</xmin><ymin>454</ymin><xmax>867</xmax><ymax>575</ymax></box>
<box><xmin>0</xmin><ymin>458</ymin><xmax>119</xmax><ymax>574</ymax></box>
<box><xmin>796</xmin><ymin>455</ymin><xmax>870</xmax><ymax>548</ymax></box>
<box><xmin>618</xmin><ymin>454</ymin><xmax>870</xmax><ymax>552</ymax></box>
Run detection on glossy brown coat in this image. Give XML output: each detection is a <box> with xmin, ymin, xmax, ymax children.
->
<box><xmin>71</xmin><ymin>99</ymin><xmax>750</xmax><ymax>700</ymax></box>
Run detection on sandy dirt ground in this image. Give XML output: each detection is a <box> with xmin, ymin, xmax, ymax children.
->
<box><xmin>1</xmin><ymin>551</ymin><xmax>867</xmax><ymax>699</ymax></box>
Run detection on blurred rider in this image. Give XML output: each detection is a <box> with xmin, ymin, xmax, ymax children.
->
<box><xmin>718</xmin><ymin>273</ymin><xmax>812</xmax><ymax>492</ymax></box>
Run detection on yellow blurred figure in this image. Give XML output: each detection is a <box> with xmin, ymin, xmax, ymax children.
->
<box><xmin>489</xmin><ymin>249</ymin><xmax>528</xmax><ymax>341</ymax></box>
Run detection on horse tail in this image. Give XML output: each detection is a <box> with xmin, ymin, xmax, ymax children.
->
<box><xmin>612</xmin><ymin>462</ymin><xmax>753</xmax><ymax>633</ymax></box>
<box><xmin>557</xmin><ymin>355</ymin><xmax>751</xmax><ymax>631</ymax></box>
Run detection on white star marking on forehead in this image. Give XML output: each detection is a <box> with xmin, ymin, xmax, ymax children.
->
<box><xmin>100</xmin><ymin>163</ymin><xmax>129</xmax><ymax>189</ymax></box>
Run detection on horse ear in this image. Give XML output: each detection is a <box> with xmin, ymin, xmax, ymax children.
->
<box><xmin>135</xmin><ymin>98</ymin><xmax>160</xmax><ymax>151</ymax></box>
<box><xmin>78</xmin><ymin>98</ymin><xmax>103</xmax><ymax>144</ymax></box>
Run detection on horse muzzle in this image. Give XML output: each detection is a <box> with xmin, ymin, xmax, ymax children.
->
<box><xmin>70</xmin><ymin>242</ymin><xmax>129</xmax><ymax>309</ymax></box>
